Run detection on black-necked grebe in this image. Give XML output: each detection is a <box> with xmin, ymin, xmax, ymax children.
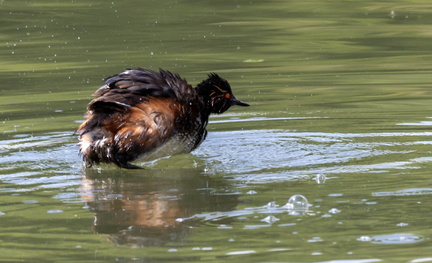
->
<box><xmin>77</xmin><ymin>68</ymin><xmax>249</xmax><ymax>169</ymax></box>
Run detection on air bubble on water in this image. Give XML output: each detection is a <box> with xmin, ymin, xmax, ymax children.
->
<box><xmin>397</xmin><ymin>222</ymin><xmax>409</xmax><ymax>227</ymax></box>
<box><xmin>261</xmin><ymin>215</ymin><xmax>280</xmax><ymax>224</ymax></box>
<box><xmin>285</xmin><ymin>194</ymin><xmax>309</xmax><ymax>215</ymax></box>
<box><xmin>315</xmin><ymin>173</ymin><xmax>326</xmax><ymax>184</ymax></box>
<box><xmin>328</xmin><ymin>208</ymin><xmax>341</xmax><ymax>214</ymax></box>
<box><xmin>264</xmin><ymin>201</ymin><xmax>279</xmax><ymax>208</ymax></box>
<box><xmin>357</xmin><ymin>235</ymin><xmax>372</xmax><ymax>242</ymax></box>
<box><xmin>286</xmin><ymin>195</ymin><xmax>308</xmax><ymax>209</ymax></box>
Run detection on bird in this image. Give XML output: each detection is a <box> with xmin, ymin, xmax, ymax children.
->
<box><xmin>77</xmin><ymin>68</ymin><xmax>249</xmax><ymax>169</ymax></box>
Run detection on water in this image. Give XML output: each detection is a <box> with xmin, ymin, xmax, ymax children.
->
<box><xmin>2</xmin><ymin>0</ymin><xmax>432</xmax><ymax>262</ymax></box>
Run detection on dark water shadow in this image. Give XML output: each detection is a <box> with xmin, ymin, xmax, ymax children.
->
<box><xmin>82</xmin><ymin>168</ymin><xmax>238</xmax><ymax>247</ymax></box>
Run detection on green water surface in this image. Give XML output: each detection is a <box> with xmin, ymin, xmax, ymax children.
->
<box><xmin>1</xmin><ymin>0</ymin><xmax>432</xmax><ymax>262</ymax></box>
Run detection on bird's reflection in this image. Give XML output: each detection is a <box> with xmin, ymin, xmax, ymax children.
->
<box><xmin>82</xmin><ymin>167</ymin><xmax>238</xmax><ymax>247</ymax></box>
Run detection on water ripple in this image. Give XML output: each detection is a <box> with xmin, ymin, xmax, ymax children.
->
<box><xmin>195</xmin><ymin>130</ymin><xmax>432</xmax><ymax>182</ymax></box>
<box><xmin>1</xmin><ymin>128</ymin><xmax>432</xmax><ymax>192</ymax></box>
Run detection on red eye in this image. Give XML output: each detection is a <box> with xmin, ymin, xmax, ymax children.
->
<box><xmin>224</xmin><ymin>93</ymin><xmax>231</xmax><ymax>99</ymax></box>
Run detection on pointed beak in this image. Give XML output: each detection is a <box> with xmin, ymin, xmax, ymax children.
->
<box><xmin>232</xmin><ymin>98</ymin><xmax>250</xmax><ymax>107</ymax></box>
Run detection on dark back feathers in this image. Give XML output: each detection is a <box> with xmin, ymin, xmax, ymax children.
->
<box><xmin>88</xmin><ymin>68</ymin><xmax>195</xmax><ymax>113</ymax></box>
